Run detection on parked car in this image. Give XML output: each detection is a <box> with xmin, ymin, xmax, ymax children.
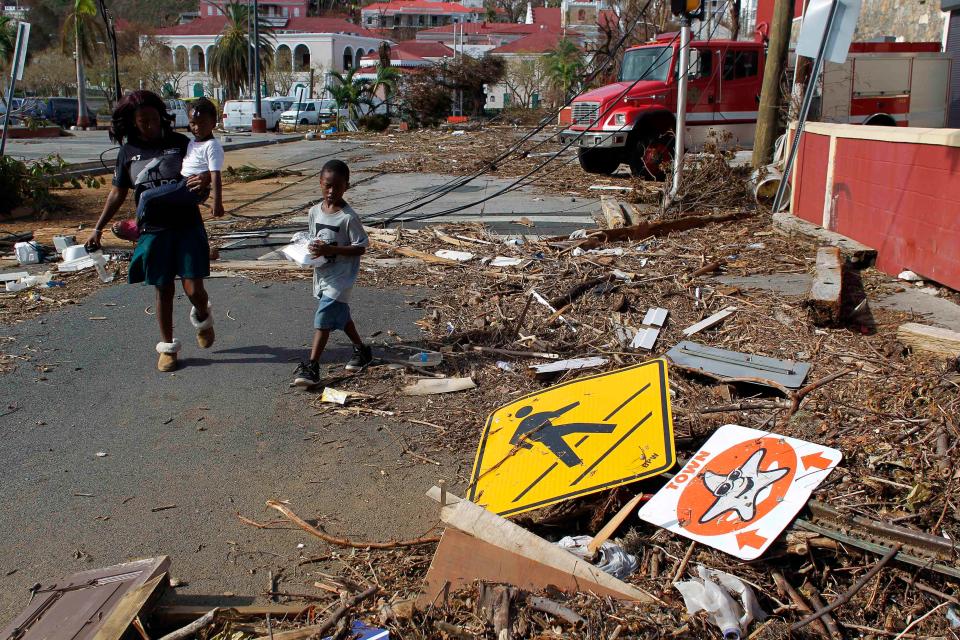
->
<box><xmin>221</xmin><ymin>97</ymin><xmax>290</xmax><ymax>131</ymax></box>
<box><xmin>279</xmin><ymin>99</ymin><xmax>345</xmax><ymax>126</ymax></box>
<box><xmin>165</xmin><ymin>99</ymin><xmax>189</xmax><ymax>128</ymax></box>
<box><xmin>29</xmin><ymin>97</ymin><xmax>98</xmax><ymax>128</ymax></box>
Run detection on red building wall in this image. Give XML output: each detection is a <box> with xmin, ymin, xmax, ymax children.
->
<box><xmin>790</xmin><ymin>123</ymin><xmax>960</xmax><ymax>290</ymax></box>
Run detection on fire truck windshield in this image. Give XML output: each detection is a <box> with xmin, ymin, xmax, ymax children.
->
<box><xmin>619</xmin><ymin>46</ymin><xmax>671</xmax><ymax>82</ymax></box>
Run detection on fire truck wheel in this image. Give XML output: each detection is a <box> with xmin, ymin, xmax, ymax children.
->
<box><xmin>630</xmin><ymin>132</ymin><xmax>674</xmax><ymax>181</ymax></box>
<box><xmin>577</xmin><ymin>148</ymin><xmax>622</xmax><ymax>175</ymax></box>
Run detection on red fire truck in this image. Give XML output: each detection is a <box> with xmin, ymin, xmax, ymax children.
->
<box><xmin>560</xmin><ymin>36</ymin><xmax>951</xmax><ymax>178</ymax></box>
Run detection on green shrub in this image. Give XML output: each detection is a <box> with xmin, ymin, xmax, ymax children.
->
<box><xmin>358</xmin><ymin>113</ymin><xmax>390</xmax><ymax>132</ymax></box>
<box><xmin>0</xmin><ymin>154</ymin><xmax>102</xmax><ymax>216</ymax></box>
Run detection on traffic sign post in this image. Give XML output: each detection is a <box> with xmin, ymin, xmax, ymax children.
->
<box><xmin>468</xmin><ymin>359</ymin><xmax>675</xmax><ymax>517</ymax></box>
<box><xmin>1</xmin><ymin>21</ymin><xmax>30</xmax><ymax>157</ymax></box>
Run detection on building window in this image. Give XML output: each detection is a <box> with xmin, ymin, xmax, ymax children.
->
<box><xmin>503</xmin><ymin>93</ymin><xmax>511</xmax><ymax>106</ymax></box>
<box><xmin>282</xmin><ymin>7</ymin><xmax>288</xmax><ymax>16</ymax></box>
<box><xmin>294</xmin><ymin>7</ymin><xmax>299</xmax><ymax>16</ymax></box>
<box><xmin>207</xmin><ymin>6</ymin><xmax>213</xmax><ymax>15</ymax></box>
<box><xmin>217</xmin><ymin>7</ymin><xmax>223</xmax><ymax>14</ymax></box>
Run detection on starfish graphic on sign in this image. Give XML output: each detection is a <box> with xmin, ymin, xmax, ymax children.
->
<box><xmin>469</xmin><ymin>359</ymin><xmax>675</xmax><ymax>517</ymax></box>
<box><xmin>699</xmin><ymin>449</ymin><xmax>790</xmax><ymax>524</ymax></box>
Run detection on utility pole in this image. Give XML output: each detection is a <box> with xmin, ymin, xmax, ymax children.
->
<box><xmin>752</xmin><ymin>0</ymin><xmax>794</xmax><ymax>168</ymax></box>
<box><xmin>251</xmin><ymin>0</ymin><xmax>265</xmax><ymax>131</ymax></box>
<box><xmin>95</xmin><ymin>0</ymin><xmax>121</xmax><ymax>103</ymax></box>
<box><xmin>668</xmin><ymin>15</ymin><xmax>691</xmax><ymax>199</ymax></box>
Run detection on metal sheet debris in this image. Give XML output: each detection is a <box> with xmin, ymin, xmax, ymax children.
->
<box><xmin>666</xmin><ymin>341</ymin><xmax>812</xmax><ymax>390</ymax></box>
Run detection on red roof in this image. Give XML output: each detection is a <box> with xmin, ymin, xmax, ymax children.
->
<box><xmin>360</xmin><ymin>48</ymin><xmax>428</xmax><ymax>63</ymax></box>
<box><xmin>361</xmin><ymin>1</ymin><xmax>476</xmax><ymax>14</ymax></box>
<box><xmin>393</xmin><ymin>40</ymin><xmax>455</xmax><ymax>57</ymax></box>
<box><xmin>417</xmin><ymin>21</ymin><xmax>558</xmax><ymax>35</ymax></box>
<box><xmin>154</xmin><ymin>15</ymin><xmax>379</xmax><ymax>37</ymax></box>
<box><xmin>490</xmin><ymin>29</ymin><xmax>566</xmax><ymax>54</ymax></box>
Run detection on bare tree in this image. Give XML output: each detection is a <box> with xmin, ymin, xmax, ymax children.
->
<box><xmin>501</xmin><ymin>56</ymin><xmax>547</xmax><ymax>108</ymax></box>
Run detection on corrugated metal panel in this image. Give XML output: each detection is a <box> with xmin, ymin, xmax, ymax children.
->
<box><xmin>947</xmin><ymin>11</ymin><xmax>960</xmax><ymax>127</ymax></box>
<box><xmin>666</xmin><ymin>341</ymin><xmax>812</xmax><ymax>389</ymax></box>
<box><xmin>0</xmin><ymin>557</ymin><xmax>169</xmax><ymax>640</ymax></box>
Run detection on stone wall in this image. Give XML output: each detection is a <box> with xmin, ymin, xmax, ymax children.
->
<box><xmin>854</xmin><ymin>0</ymin><xmax>945</xmax><ymax>43</ymax></box>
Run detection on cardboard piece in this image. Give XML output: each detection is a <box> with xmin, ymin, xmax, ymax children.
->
<box><xmin>639</xmin><ymin>424</ymin><xmax>841</xmax><ymax>560</ymax></box>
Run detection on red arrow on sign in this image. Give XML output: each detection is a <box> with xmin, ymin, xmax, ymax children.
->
<box><xmin>736</xmin><ymin>529</ymin><xmax>767</xmax><ymax>550</ymax></box>
<box><xmin>801</xmin><ymin>452</ymin><xmax>833</xmax><ymax>471</ymax></box>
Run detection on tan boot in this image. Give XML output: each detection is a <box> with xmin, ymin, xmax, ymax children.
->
<box><xmin>156</xmin><ymin>339</ymin><xmax>181</xmax><ymax>372</ymax></box>
<box><xmin>191</xmin><ymin>303</ymin><xmax>215</xmax><ymax>349</ymax></box>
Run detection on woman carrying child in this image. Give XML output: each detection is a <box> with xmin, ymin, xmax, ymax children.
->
<box><xmin>85</xmin><ymin>90</ymin><xmax>216</xmax><ymax>372</ymax></box>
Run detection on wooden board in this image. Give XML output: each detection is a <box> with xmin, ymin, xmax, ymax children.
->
<box><xmin>431</xmin><ymin>496</ymin><xmax>658</xmax><ymax>604</ymax></box>
<box><xmin>152</xmin><ymin>603</ymin><xmax>312</xmax><ymax>624</ymax></box>
<box><xmin>807</xmin><ymin>246</ymin><xmax>844</xmax><ymax>325</ymax></box>
<box><xmin>897</xmin><ymin>322</ymin><xmax>960</xmax><ymax>358</ymax></box>
<box><xmin>772</xmin><ymin>212</ymin><xmax>876</xmax><ymax>267</ymax></box>
<box><xmin>209</xmin><ymin>260</ymin><xmax>304</xmax><ymax>272</ymax></box>
<box><xmin>418</xmin><ymin>528</ymin><xmax>656</xmax><ymax>608</ymax></box>
<box><xmin>92</xmin><ymin>574</ymin><xmax>167</xmax><ymax>640</ymax></box>
<box><xmin>599</xmin><ymin>196</ymin><xmax>627</xmax><ymax>229</ymax></box>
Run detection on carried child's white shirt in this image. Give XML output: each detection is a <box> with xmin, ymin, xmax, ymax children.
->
<box><xmin>180</xmin><ymin>138</ymin><xmax>224</xmax><ymax>177</ymax></box>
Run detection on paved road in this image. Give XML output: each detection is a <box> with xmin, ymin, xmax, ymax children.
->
<box><xmin>0</xmin><ymin>278</ymin><xmax>456</xmax><ymax>621</ymax></box>
<box><xmin>4</xmin><ymin>129</ymin><xmax>301</xmax><ymax>165</ymax></box>
<box><xmin>0</xmin><ymin>136</ymin><xmax>598</xmax><ymax>623</ymax></box>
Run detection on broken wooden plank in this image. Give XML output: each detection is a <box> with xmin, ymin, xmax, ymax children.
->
<box><xmin>808</xmin><ymin>247</ymin><xmax>844</xmax><ymax>325</ymax></box>
<box><xmin>772</xmin><ymin>212</ymin><xmax>876</xmax><ymax>267</ymax></box>
<box><xmin>418</xmin><ymin>493</ymin><xmax>659</xmax><ymax>605</ymax></box>
<box><xmin>402</xmin><ymin>377</ymin><xmax>476</xmax><ymax>396</ymax></box>
<box><xmin>681</xmin><ymin>306</ymin><xmax>736</xmax><ymax>336</ymax></box>
<box><xmin>369</xmin><ymin>239</ymin><xmax>460</xmax><ymax>265</ymax></box>
<box><xmin>897</xmin><ymin>322</ymin><xmax>960</xmax><ymax>358</ymax></box>
<box><xmin>32</xmin><ymin>226</ymin><xmax>130</xmax><ymax>249</ymax></box>
<box><xmin>92</xmin><ymin>574</ymin><xmax>168</xmax><ymax>640</ymax></box>
<box><xmin>600</xmin><ymin>195</ymin><xmax>627</xmax><ymax>229</ymax></box>
<box><xmin>210</xmin><ymin>260</ymin><xmax>303</xmax><ymax>272</ymax></box>
<box><xmin>152</xmin><ymin>604</ymin><xmax>312</xmax><ymax>624</ymax></box>
<box><xmin>569</xmin><ymin>210</ymin><xmax>748</xmax><ymax>251</ymax></box>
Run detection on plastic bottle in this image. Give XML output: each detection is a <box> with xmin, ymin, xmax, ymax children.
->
<box><xmin>89</xmin><ymin>251</ymin><xmax>115</xmax><ymax>283</ymax></box>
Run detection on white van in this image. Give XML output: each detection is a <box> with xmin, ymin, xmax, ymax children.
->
<box><xmin>221</xmin><ymin>98</ymin><xmax>291</xmax><ymax>131</ymax></box>
<box><xmin>165</xmin><ymin>99</ymin><xmax>189</xmax><ymax>128</ymax></box>
<box><xmin>279</xmin><ymin>99</ymin><xmax>345</xmax><ymax>126</ymax></box>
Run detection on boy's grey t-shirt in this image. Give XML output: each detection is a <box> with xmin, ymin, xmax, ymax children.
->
<box><xmin>307</xmin><ymin>203</ymin><xmax>369</xmax><ymax>302</ymax></box>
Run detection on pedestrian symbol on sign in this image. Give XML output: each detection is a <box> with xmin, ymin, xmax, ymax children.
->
<box><xmin>509</xmin><ymin>402</ymin><xmax>617</xmax><ymax>467</ymax></box>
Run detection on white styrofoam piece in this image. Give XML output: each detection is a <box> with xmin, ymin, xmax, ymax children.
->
<box><xmin>281</xmin><ymin>243</ymin><xmax>327</xmax><ymax>267</ymax></box>
<box><xmin>435</xmin><ymin>249</ymin><xmax>474</xmax><ymax>262</ymax></box>
<box><xmin>0</xmin><ymin>271</ymin><xmax>29</xmax><ymax>283</ymax></box>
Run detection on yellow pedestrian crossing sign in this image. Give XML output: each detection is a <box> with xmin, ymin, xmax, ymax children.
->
<box><xmin>468</xmin><ymin>359</ymin><xmax>675</xmax><ymax>516</ymax></box>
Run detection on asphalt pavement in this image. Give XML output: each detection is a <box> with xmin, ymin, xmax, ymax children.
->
<box><xmin>0</xmin><ymin>278</ymin><xmax>455</xmax><ymax>621</ymax></box>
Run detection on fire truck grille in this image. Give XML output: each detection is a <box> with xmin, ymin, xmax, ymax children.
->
<box><xmin>572</xmin><ymin>102</ymin><xmax>600</xmax><ymax>125</ymax></box>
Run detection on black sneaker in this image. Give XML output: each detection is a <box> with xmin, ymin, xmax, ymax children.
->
<box><xmin>345</xmin><ymin>344</ymin><xmax>373</xmax><ymax>371</ymax></box>
<box><xmin>293</xmin><ymin>361</ymin><xmax>320</xmax><ymax>387</ymax></box>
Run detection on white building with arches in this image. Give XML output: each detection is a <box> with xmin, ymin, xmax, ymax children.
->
<box><xmin>152</xmin><ymin>15</ymin><xmax>391</xmax><ymax>99</ymax></box>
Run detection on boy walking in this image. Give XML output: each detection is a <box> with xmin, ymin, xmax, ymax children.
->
<box><xmin>294</xmin><ymin>160</ymin><xmax>373</xmax><ymax>386</ymax></box>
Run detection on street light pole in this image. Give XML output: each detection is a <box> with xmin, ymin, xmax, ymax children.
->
<box><xmin>251</xmin><ymin>0</ymin><xmax>265</xmax><ymax>131</ymax></box>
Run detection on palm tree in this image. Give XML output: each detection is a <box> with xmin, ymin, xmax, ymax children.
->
<box><xmin>367</xmin><ymin>65</ymin><xmax>400</xmax><ymax>117</ymax></box>
<box><xmin>328</xmin><ymin>67</ymin><xmax>370</xmax><ymax>127</ymax></box>
<box><xmin>61</xmin><ymin>0</ymin><xmax>106</xmax><ymax>127</ymax></box>
<box><xmin>208</xmin><ymin>2</ymin><xmax>275</xmax><ymax>100</ymax></box>
<box><xmin>544</xmin><ymin>38</ymin><xmax>584</xmax><ymax>105</ymax></box>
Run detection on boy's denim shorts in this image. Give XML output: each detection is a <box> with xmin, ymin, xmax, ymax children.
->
<box><xmin>314</xmin><ymin>295</ymin><xmax>351</xmax><ymax>330</ymax></box>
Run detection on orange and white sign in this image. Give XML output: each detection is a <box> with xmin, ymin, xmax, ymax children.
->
<box><xmin>638</xmin><ymin>424</ymin><xmax>841</xmax><ymax>560</ymax></box>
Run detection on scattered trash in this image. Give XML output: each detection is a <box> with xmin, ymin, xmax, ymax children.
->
<box><xmin>323</xmin><ymin>621</ymin><xmax>389</xmax><ymax>640</ymax></box>
<box><xmin>470</xmin><ymin>360</ymin><xmax>673</xmax><ymax>516</ymax></box>
<box><xmin>571</xmin><ymin>247</ymin><xmax>625</xmax><ymax>257</ymax></box>
<box><xmin>681</xmin><ymin>306</ymin><xmax>737</xmax><ymax>336</ymax></box>
<box><xmin>528</xmin><ymin>356</ymin><xmax>607</xmax><ymax>376</ymax></box>
<box><xmin>631</xmin><ymin>307</ymin><xmax>668</xmax><ymax>350</ymax></box>
<box><xmin>5</xmin><ymin>272</ymin><xmax>52</xmax><ymax>292</ymax></box>
<box><xmin>14</xmin><ymin>241</ymin><xmax>40</xmax><ymax>265</ymax></box>
<box><xmin>52</xmin><ymin>235</ymin><xmax>76</xmax><ymax>253</ymax></box>
<box><xmin>281</xmin><ymin>231</ymin><xmax>327</xmax><ymax>267</ymax></box>
<box><xmin>556</xmin><ymin>535</ymin><xmax>639</xmax><ymax>580</ymax></box>
<box><xmin>434</xmin><ymin>249</ymin><xmax>474</xmax><ymax>262</ymax></box>
<box><xmin>489</xmin><ymin>256</ymin><xmax>526</xmax><ymax>268</ymax></box>
<box><xmin>496</xmin><ymin>361</ymin><xmax>513</xmax><ymax>371</ymax></box>
<box><xmin>320</xmin><ymin>387</ymin><xmax>350</xmax><ymax>405</ymax></box>
<box><xmin>946</xmin><ymin>604</ymin><xmax>960</xmax><ymax>628</ymax></box>
<box><xmin>666</xmin><ymin>341</ymin><xmax>811</xmax><ymax>390</ymax></box>
<box><xmin>0</xmin><ymin>271</ymin><xmax>29</xmax><ymax>283</ymax></box>
<box><xmin>898</xmin><ymin>270</ymin><xmax>923</xmax><ymax>282</ymax></box>
<box><xmin>639</xmin><ymin>424</ymin><xmax>841</xmax><ymax>559</ymax></box>
<box><xmin>62</xmin><ymin>245</ymin><xmax>88</xmax><ymax>262</ymax></box>
<box><xmin>402</xmin><ymin>377</ymin><xmax>476</xmax><ymax>396</ymax></box>
<box><xmin>674</xmin><ymin>565</ymin><xmax>767</xmax><ymax>640</ymax></box>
